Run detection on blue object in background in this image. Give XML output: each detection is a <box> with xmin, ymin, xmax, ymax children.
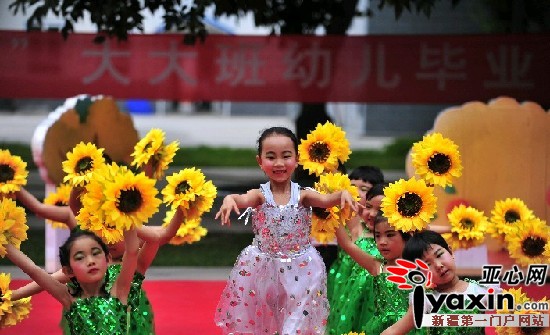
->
<box><xmin>125</xmin><ymin>99</ymin><xmax>154</xmax><ymax>115</ymax></box>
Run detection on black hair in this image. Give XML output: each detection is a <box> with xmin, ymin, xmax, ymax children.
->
<box><xmin>366</xmin><ymin>183</ymin><xmax>385</xmax><ymax>201</ymax></box>
<box><xmin>348</xmin><ymin>165</ymin><xmax>384</xmax><ymax>185</ymax></box>
<box><xmin>372</xmin><ymin>211</ymin><xmax>411</xmax><ymax>242</ymax></box>
<box><xmin>257</xmin><ymin>127</ymin><xmax>298</xmax><ymax>155</ymax></box>
<box><xmin>401</xmin><ymin>230</ymin><xmax>452</xmax><ymax>263</ymax></box>
<box><xmin>59</xmin><ymin>229</ymin><xmax>110</xmax><ymax>297</ymax></box>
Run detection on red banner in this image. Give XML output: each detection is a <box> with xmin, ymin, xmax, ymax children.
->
<box><xmin>1</xmin><ymin>31</ymin><xmax>548</xmax><ymax>104</ymax></box>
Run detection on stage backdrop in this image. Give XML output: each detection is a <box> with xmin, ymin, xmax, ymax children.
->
<box><xmin>0</xmin><ymin>31</ymin><xmax>548</xmax><ymax>104</ymax></box>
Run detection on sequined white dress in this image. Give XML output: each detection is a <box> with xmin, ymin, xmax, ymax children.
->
<box><xmin>215</xmin><ymin>181</ymin><xmax>329</xmax><ymax>335</ymax></box>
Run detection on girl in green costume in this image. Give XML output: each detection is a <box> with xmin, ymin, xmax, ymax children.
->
<box><xmin>6</xmin><ymin>227</ymin><xmax>140</xmax><ymax>334</ymax></box>
<box><xmin>336</xmin><ymin>213</ymin><xmax>426</xmax><ymax>335</ymax></box>
<box><xmin>13</xmin><ymin>187</ymin><xmax>185</xmax><ymax>334</ymax></box>
<box><xmin>327</xmin><ymin>183</ymin><xmax>385</xmax><ymax>334</ymax></box>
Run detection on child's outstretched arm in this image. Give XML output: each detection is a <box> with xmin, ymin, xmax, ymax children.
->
<box><xmin>111</xmin><ymin>227</ymin><xmax>140</xmax><ymax>306</ymax></box>
<box><xmin>215</xmin><ymin>189</ymin><xmax>263</xmax><ymax>226</ymax></box>
<box><xmin>6</xmin><ymin>244</ymin><xmax>73</xmax><ymax>309</ymax></box>
<box><xmin>16</xmin><ymin>188</ymin><xmax>77</xmax><ymax>229</ymax></box>
<box><xmin>426</xmin><ymin>224</ymin><xmax>451</xmax><ymax>234</ymax></box>
<box><xmin>335</xmin><ymin>225</ymin><xmax>380</xmax><ymax>276</ymax></box>
<box><xmin>301</xmin><ymin>189</ymin><xmax>358</xmax><ymax>213</ymax></box>
<box><xmin>381</xmin><ymin>304</ymin><xmax>415</xmax><ymax>335</ymax></box>
<box><xmin>11</xmin><ymin>269</ymin><xmax>70</xmax><ymax>300</ymax></box>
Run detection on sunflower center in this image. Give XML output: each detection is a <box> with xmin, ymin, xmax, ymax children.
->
<box><xmin>521</xmin><ymin>237</ymin><xmax>545</xmax><ymax>257</ymax></box>
<box><xmin>0</xmin><ymin>164</ymin><xmax>15</xmax><ymax>183</ymax></box>
<box><xmin>504</xmin><ymin>210</ymin><xmax>520</xmax><ymax>223</ymax></box>
<box><xmin>176</xmin><ymin>181</ymin><xmax>190</xmax><ymax>194</ymax></box>
<box><xmin>55</xmin><ymin>201</ymin><xmax>65</xmax><ymax>207</ymax></box>
<box><xmin>460</xmin><ymin>218</ymin><xmax>474</xmax><ymax>229</ymax></box>
<box><xmin>75</xmin><ymin>157</ymin><xmax>93</xmax><ymax>174</ymax></box>
<box><xmin>312</xmin><ymin>207</ymin><xmax>330</xmax><ymax>219</ymax></box>
<box><xmin>117</xmin><ymin>189</ymin><xmax>143</xmax><ymax>213</ymax></box>
<box><xmin>427</xmin><ymin>153</ymin><xmax>451</xmax><ymax>175</ymax></box>
<box><xmin>397</xmin><ymin>192</ymin><xmax>423</xmax><ymax>217</ymax></box>
<box><xmin>308</xmin><ymin>142</ymin><xmax>330</xmax><ymax>163</ymax></box>
<box><xmin>520</xmin><ymin>327</ymin><xmax>542</xmax><ymax>335</ymax></box>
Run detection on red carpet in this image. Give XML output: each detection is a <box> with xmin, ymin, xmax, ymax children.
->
<box><xmin>2</xmin><ymin>280</ymin><xmax>226</xmax><ymax>335</ymax></box>
<box><xmin>2</xmin><ymin>280</ymin><xmax>547</xmax><ymax>334</ymax></box>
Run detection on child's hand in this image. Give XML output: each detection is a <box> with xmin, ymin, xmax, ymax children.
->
<box><xmin>340</xmin><ymin>190</ymin><xmax>358</xmax><ymax>213</ymax></box>
<box><xmin>215</xmin><ymin>195</ymin><xmax>240</xmax><ymax>226</ymax></box>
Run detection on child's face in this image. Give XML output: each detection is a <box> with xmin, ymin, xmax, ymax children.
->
<box><xmin>256</xmin><ymin>135</ymin><xmax>298</xmax><ymax>183</ymax></box>
<box><xmin>361</xmin><ymin>194</ymin><xmax>383</xmax><ymax>230</ymax></box>
<box><xmin>374</xmin><ymin>220</ymin><xmax>406</xmax><ymax>262</ymax></box>
<box><xmin>67</xmin><ymin>236</ymin><xmax>109</xmax><ymax>284</ymax></box>
<box><xmin>421</xmin><ymin>244</ymin><xmax>456</xmax><ymax>286</ymax></box>
<box><xmin>350</xmin><ymin>179</ymin><xmax>373</xmax><ymax>206</ymax></box>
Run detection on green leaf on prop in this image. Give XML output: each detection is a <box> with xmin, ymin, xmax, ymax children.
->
<box><xmin>444</xmin><ymin>185</ymin><xmax>456</xmax><ymax>194</ymax></box>
<box><xmin>75</xmin><ymin>97</ymin><xmax>92</xmax><ymax>124</ymax></box>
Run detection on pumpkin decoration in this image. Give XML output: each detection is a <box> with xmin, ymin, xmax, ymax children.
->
<box><xmin>406</xmin><ymin>97</ymin><xmax>550</xmax><ymax>253</ymax></box>
<box><xmin>32</xmin><ymin>95</ymin><xmax>139</xmax><ymax>185</ymax></box>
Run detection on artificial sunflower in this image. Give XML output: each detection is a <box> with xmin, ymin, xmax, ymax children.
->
<box><xmin>298</xmin><ymin>122</ymin><xmax>351</xmax><ymax>176</ymax></box>
<box><xmin>411</xmin><ymin>133</ymin><xmax>462</xmax><ymax>188</ymax></box>
<box><xmin>0</xmin><ymin>149</ymin><xmax>28</xmax><ymax>194</ymax></box>
<box><xmin>506</xmin><ymin>217</ymin><xmax>550</xmax><ymax>267</ymax></box>
<box><xmin>131</xmin><ymin>128</ymin><xmax>179</xmax><ymax>179</ymax></box>
<box><xmin>99</xmin><ymin>164</ymin><xmax>161</xmax><ymax>230</ymax></box>
<box><xmin>446</xmin><ymin>205</ymin><xmax>488</xmax><ymax>248</ymax></box>
<box><xmin>77</xmin><ymin>163</ymin><xmax>160</xmax><ymax>243</ymax></box>
<box><xmin>381</xmin><ymin>177</ymin><xmax>437</xmax><ymax>232</ymax></box>
<box><xmin>62</xmin><ymin>142</ymin><xmax>106</xmax><ymax>187</ymax></box>
<box><xmin>162</xmin><ymin>168</ymin><xmax>217</xmax><ymax>220</ymax></box>
<box><xmin>314</xmin><ymin>172</ymin><xmax>360</xmax><ymax>225</ymax></box>
<box><xmin>43</xmin><ymin>183</ymin><xmax>72</xmax><ymax>229</ymax></box>
<box><xmin>163</xmin><ymin>211</ymin><xmax>208</xmax><ymax>245</ymax></box>
<box><xmin>0</xmin><ymin>198</ymin><xmax>28</xmax><ymax>257</ymax></box>
<box><xmin>487</xmin><ymin>198</ymin><xmax>535</xmax><ymax>243</ymax></box>
<box><xmin>0</xmin><ymin>273</ymin><xmax>13</xmax><ymax>318</ymax></box>
<box><xmin>0</xmin><ymin>297</ymin><xmax>31</xmax><ymax>328</ymax></box>
<box><xmin>342</xmin><ymin>332</ymin><xmax>365</xmax><ymax>335</ymax></box>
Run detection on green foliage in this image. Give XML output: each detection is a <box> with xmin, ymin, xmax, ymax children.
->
<box><xmin>0</xmin><ymin>139</ymin><xmax>414</xmax><ymax>170</ymax></box>
<box><xmin>8</xmin><ymin>0</ymin><xmax>462</xmax><ymax>42</ymax></box>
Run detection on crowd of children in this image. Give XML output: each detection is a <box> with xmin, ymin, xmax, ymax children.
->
<box><xmin>4</xmin><ymin>123</ymin><xmax>542</xmax><ymax>335</ymax></box>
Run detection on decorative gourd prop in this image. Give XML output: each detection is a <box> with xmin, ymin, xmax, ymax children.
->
<box><xmin>33</xmin><ymin>95</ymin><xmax>139</xmax><ymax>185</ymax></box>
<box><xmin>406</xmin><ymin>97</ymin><xmax>549</xmax><ymax>259</ymax></box>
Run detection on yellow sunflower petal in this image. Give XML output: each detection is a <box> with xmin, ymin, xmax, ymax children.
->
<box><xmin>0</xmin><ymin>149</ymin><xmax>28</xmax><ymax>194</ymax></box>
<box><xmin>314</xmin><ymin>172</ymin><xmax>360</xmax><ymax>227</ymax></box>
<box><xmin>0</xmin><ymin>199</ymin><xmax>28</xmax><ymax>258</ymax></box>
<box><xmin>381</xmin><ymin>177</ymin><xmax>437</xmax><ymax>232</ymax></box>
<box><xmin>131</xmin><ymin>128</ymin><xmax>167</xmax><ymax>169</ymax></box>
<box><xmin>411</xmin><ymin>133</ymin><xmax>462</xmax><ymax>188</ymax></box>
<box><xmin>298</xmin><ymin>122</ymin><xmax>351</xmax><ymax>176</ymax></box>
<box><xmin>43</xmin><ymin>184</ymin><xmax>72</xmax><ymax>229</ymax></box>
<box><xmin>0</xmin><ymin>297</ymin><xmax>32</xmax><ymax>328</ymax></box>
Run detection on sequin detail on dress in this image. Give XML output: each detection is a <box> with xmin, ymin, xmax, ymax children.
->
<box><xmin>215</xmin><ymin>181</ymin><xmax>329</xmax><ymax>335</ymax></box>
<box><xmin>106</xmin><ymin>264</ymin><xmax>155</xmax><ymax>335</ymax></box>
<box><xmin>64</xmin><ymin>296</ymin><xmax>129</xmax><ymax>335</ymax></box>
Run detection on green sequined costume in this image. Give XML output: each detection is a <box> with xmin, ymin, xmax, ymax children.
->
<box><xmin>106</xmin><ymin>264</ymin><xmax>155</xmax><ymax>335</ymax></box>
<box><xmin>422</xmin><ymin>279</ymin><xmax>492</xmax><ymax>335</ymax></box>
<box><xmin>62</xmin><ymin>264</ymin><xmax>154</xmax><ymax>335</ymax></box>
<box><xmin>362</xmin><ymin>263</ymin><xmax>426</xmax><ymax>335</ymax></box>
<box><xmin>327</xmin><ymin>230</ymin><xmax>383</xmax><ymax>335</ymax></box>
<box><xmin>63</xmin><ymin>295</ymin><xmax>129</xmax><ymax>335</ymax></box>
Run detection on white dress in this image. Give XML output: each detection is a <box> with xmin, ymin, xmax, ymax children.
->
<box><xmin>215</xmin><ymin>181</ymin><xmax>329</xmax><ymax>335</ymax></box>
